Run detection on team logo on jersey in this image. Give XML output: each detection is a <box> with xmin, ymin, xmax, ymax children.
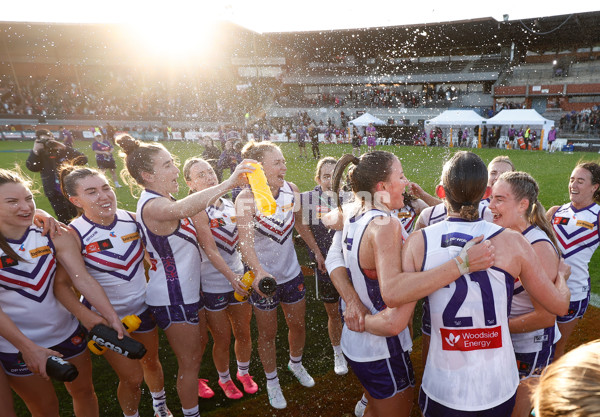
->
<box><xmin>18</xmin><ymin>244</ymin><xmax>25</xmax><ymax>252</ymax></box>
<box><xmin>576</xmin><ymin>220</ymin><xmax>595</xmax><ymax>230</ymax></box>
<box><xmin>533</xmin><ymin>334</ymin><xmax>549</xmax><ymax>343</ymax></box>
<box><xmin>553</xmin><ymin>217</ymin><xmax>569</xmax><ymax>225</ymax></box>
<box><xmin>316</xmin><ymin>205</ymin><xmax>330</xmax><ymax>219</ymax></box>
<box><xmin>181</xmin><ymin>218</ymin><xmax>190</xmax><ymax>227</ymax></box>
<box><xmin>280</xmin><ymin>202</ymin><xmax>294</xmax><ymax>213</ymax></box>
<box><xmin>121</xmin><ymin>232</ymin><xmax>140</xmax><ymax>243</ymax></box>
<box><xmin>110</xmin><ymin>231</ymin><xmax>117</xmax><ymax>237</ymax></box>
<box><xmin>210</xmin><ymin>218</ymin><xmax>226</xmax><ymax>228</ymax></box>
<box><xmin>71</xmin><ymin>335</ymin><xmax>83</xmax><ymax>346</ymax></box>
<box><xmin>396</xmin><ymin>211</ymin><xmax>411</xmax><ymax>219</ymax></box>
<box><xmin>29</xmin><ymin>246</ymin><xmax>51</xmax><ymax>258</ymax></box>
<box><xmin>0</xmin><ymin>256</ymin><xmax>18</xmax><ymax>268</ymax></box>
<box><xmin>85</xmin><ymin>239</ymin><xmax>114</xmax><ymax>254</ymax></box>
<box><xmin>148</xmin><ymin>258</ymin><xmax>158</xmax><ymax>271</ymax></box>
<box><xmin>441</xmin><ymin>326</ymin><xmax>502</xmax><ymax>351</ymax></box>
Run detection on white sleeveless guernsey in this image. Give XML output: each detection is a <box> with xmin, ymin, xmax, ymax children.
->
<box><xmin>340</xmin><ymin>209</ymin><xmax>412</xmax><ymax>362</ymax></box>
<box><xmin>421</xmin><ymin>218</ymin><xmax>518</xmax><ymax>411</ymax></box>
<box><xmin>136</xmin><ymin>190</ymin><xmax>202</xmax><ymax>306</ymax></box>
<box><xmin>551</xmin><ymin>203</ymin><xmax>600</xmax><ymax>301</ymax></box>
<box><xmin>0</xmin><ymin>226</ymin><xmax>78</xmax><ymax>352</ymax></box>
<box><xmin>419</xmin><ymin>202</ymin><xmax>493</xmax><ymax>228</ymax></box>
<box><xmin>70</xmin><ymin>209</ymin><xmax>147</xmax><ymax>317</ymax></box>
<box><xmin>252</xmin><ymin>181</ymin><xmax>301</xmax><ymax>284</ymax></box>
<box><xmin>510</xmin><ymin>225</ymin><xmax>560</xmax><ymax>353</ymax></box>
<box><xmin>200</xmin><ymin>198</ymin><xmax>243</xmax><ymax>293</ymax></box>
<box><xmin>391</xmin><ymin>204</ymin><xmax>417</xmax><ymax>234</ymax></box>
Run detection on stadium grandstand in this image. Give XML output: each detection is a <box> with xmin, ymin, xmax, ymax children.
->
<box><xmin>1</xmin><ymin>11</ymin><xmax>599</xmax><ymax>148</ymax></box>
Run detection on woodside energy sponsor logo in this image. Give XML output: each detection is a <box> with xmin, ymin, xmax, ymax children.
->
<box><xmin>441</xmin><ymin>326</ymin><xmax>502</xmax><ymax>351</ymax></box>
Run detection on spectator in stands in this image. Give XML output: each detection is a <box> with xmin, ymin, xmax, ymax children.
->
<box><xmin>26</xmin><ymin>129</ymin><xmax>87</xmax><ymax>223</ymax></box>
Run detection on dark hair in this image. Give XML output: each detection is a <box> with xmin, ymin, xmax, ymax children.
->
<box><xmin>442</xmin><ymin>151</ymin><xmax>487</xmax><ymax>221</ymax></box>
<box><xmin>314</xmin><ymin>157</ymin><xmax>337</xmax><ymax>183</ymax></box>
<box><xmin>35</xmin><ymin>129</ymin><xmax>53</xmax><ymax>140</ymax></box>
<box><xmin>0</xmin><ymin>169</ymin><xmax>33</xmax><ymax>262</ymax></box>
<box><xmin>241</xmin><ymin>140</ymin><xmax>279</xmax><ymax>162</ymax></box>
<box><xmin>58</xmin><ymin>164</ymin><xmax>105</xmax><ymax>215</ymax></box>
<box><xmin>499</xmin><ymin>171</ymin><xmax>559</xmax><ymax>250</ymax></box>
<box><xmin>116</xmin><ymin>134</ymin><xmax>167</xmax><ymax>189</ymax></box>
<box><xmin>576</xmin><ymin>162</ymin><xmax>600</xmax><ymax>204</ymax></box>
<box><xmin>332</xmin><ymin>151</ymin><xmax>397</xmax><ymax>211</ymax></box>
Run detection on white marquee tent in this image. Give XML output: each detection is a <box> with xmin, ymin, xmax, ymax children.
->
<box><xmin>425</xmin><ymin>109</ymin><xmax>486</xmax><ymax>126</ymax></box>
<box><xmin>348</xmin><ymin>112</ymin><xmax>386</xmax><ymax>126</ymax></box>
<box><xmin>486</xmin><ymin>109</ymin><xmax>554</xmax><ymax>148</ymax></box>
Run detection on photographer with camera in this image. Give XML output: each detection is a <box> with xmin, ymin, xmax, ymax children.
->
<box><xmin>26</xmin><ymin>129</ymin><xmax>88</xmax><ymax>223</ymax></box>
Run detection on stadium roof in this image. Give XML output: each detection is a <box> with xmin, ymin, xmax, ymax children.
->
<box><xmin>1</xmin><ymin>1</ymin><xmax>599</xmax><ymax>34</ymax></box>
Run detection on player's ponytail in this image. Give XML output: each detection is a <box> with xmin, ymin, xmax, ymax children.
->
<box><xmin>332</xmin><ymin>154</ymin><xmax>359</xmax><ymax>212</ymax></box>
<box><xmin>441</xmin><ymin>151</ymin><xmax>487</xmax><ymax>220</ymax></box>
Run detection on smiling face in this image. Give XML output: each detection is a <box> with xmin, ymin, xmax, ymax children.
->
<box><xmin>0</xmin><ymin>182</ymin><xmax>36</xmax><ymax>238</ymax></box>
<box><xmin>488</xmin><ymin>161</ymin><xmax>513</xmax><ymax>188</ymax></box>
<box><xmin>260</xmin><ymin>147</ymin><xmax>287</xmax><ymax>191</ymax></box>
<box><xmin>185</xmin><ymin>160</ymin><xmax>218</xmax><ymax>192</ymax></box>
<box><xmin>146</xmin><ymin>149</ymin><xmax>180</xmax><ymax>195</ymax></box>
<box><xmin>69</xmin><ymin>174</ymin><xmax>117</xmax><ymax>223</ymax></box>
<box><xmin>378</xmin><ymin>158</ymin><xmax>409</xmax><ymax>211</ymax></box>
<box><xmin>489</xmin><ymin>179</ymin><xmax>528</xmax><ymax>230</ymax></box>
<box><xmin>317</xmin><ymin>163</ymin><xmax>335</xmax><ymax>192</ymax></box>
<box><xmin>569</xmin><ymin>166</ymin><xmax>599</xmax><ymax>209</ymax></box>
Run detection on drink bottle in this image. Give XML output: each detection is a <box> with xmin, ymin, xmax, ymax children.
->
<box><xmin>88</xmin><ymin>321</ymin><xmax>146</xmax><ymax>360</ymax></box>
<box><xmin>234</xmin><ymin>270</ymin><xmax>255</xmax><ymax>302</ymax></box>
<box><xmin>234</xmin><ymin>271</ymin><xmax>277</xmax><ymax>302</ymax></box>
<box><xmin>258</xmin><ymin>276</ymin><xmax>277</xmax><ymax>297</ymax></box>
<box><xmin>17</xmin><ymin>352</ymin><xmax>78</xmax><ymax>382</ymax></box>
<box><xmin>88</xmin><ymin>314</ymin><xmax>141</xmax><ymax>355</ymax></box>
<box><xmin>247</xmin><ymin>162</ymin><xmax>276</xmax><ymax>216</ymax></box>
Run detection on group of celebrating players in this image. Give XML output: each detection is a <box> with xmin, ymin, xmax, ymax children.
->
<box><xmin>0</xmin><ymin>130</ymin><xmax>598</xmax><ymax>417</ymax></box>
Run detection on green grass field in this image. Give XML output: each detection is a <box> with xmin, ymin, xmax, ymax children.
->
<box><xmin>3</xmin><ymin>139</ymin><xmax>599</xmax><ymax>416</ymax></box>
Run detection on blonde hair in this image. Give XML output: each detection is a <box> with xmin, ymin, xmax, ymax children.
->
<box><xmin>489</xmin><ymin>155</ymin><xmax>515</xmax><ymax>171</ymax></box>
<box><xmin>534</xmin><ymin>340</ymin><xmax>600</xmax><ymax>417</ymax></box>
<box><xmin>498</xmin><ymin>171</ymin><xmax>559</xmax><ymax>250</ymax></box>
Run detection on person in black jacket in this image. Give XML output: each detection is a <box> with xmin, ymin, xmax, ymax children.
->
<box><xmin>26</xmin><ymin>129</ymin><xmax>88</xmax><ymax>223</ymax></box>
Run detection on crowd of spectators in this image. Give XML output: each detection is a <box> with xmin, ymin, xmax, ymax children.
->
<box><xmin>558</xmin><ymin>108</ymin><xmax>600</xmax><ymax>136</ymax></box>
<box><xmin>0</xmin><ymin>70</ymin><xmax>276</xmax><ymax>122</ymax></box>
<box><xmin>275</xmin><ymin>85</ymin><xmax>460</xmax><ymax>109</ymax></box>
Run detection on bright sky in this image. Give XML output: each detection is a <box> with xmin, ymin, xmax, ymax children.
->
<box><xmin>1</xmin><ymin>1</ymin><xmax>598</xmax><ymax>33</ymax></box>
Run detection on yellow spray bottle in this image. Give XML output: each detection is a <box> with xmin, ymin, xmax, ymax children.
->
<box><xmin>247</xmin><ymin>162</ymin><xmax>277</xmax><ymax>216</ymax></box>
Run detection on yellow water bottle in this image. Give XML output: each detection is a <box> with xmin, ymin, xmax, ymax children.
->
<box><xmin>247</xmin><ymin>162</ymin><xmax>276</xmax><ymax>216</ymax></box>
<box><xmin>234</xmin><ymin>271</ymin><xmax>255</xmax><ymax>302</ymax></box>
<box><xmin>88</xmin><ymin>314</ymin><xmax>141</xmax><ymax>355</ymax></box>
